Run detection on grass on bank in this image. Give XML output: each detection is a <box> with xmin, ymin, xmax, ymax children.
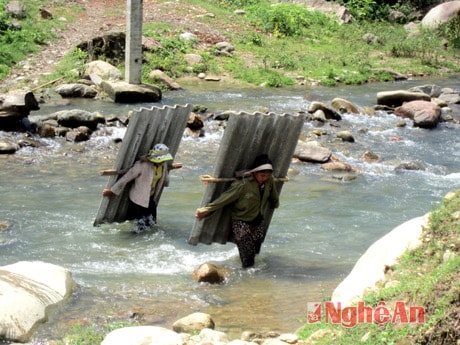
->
<box><xmin>136</xmin><ymin>0</ymin><xmax>460</xmax><ymax>87</ymax></box>
<box><xmin>2</xmin><ymin>0</ymin><xmax>459</xmax><ymax>89</ymax></box>
<box><xmin>54</xmin><ymin>321</ymin><xmax>132</xmax><ymax>345</ymax></box>
<box><xmin>296</xmin><ymin>189</ymin><xmax>460</xmax><ymax>344</ymax></box>
<box><xmin>0</xmin><ymin>0</ymin><xmax>80</xmax><ymax>80</ymax></box>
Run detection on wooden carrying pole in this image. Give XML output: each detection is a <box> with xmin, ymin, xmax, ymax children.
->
<box><xmin>188</xmin><ymin>111</ymin><xmax>304</xmax><ymax>246</ymax></box>
<box><xmin>199</xmin><ymin>175</ymin><xmax>289</xmax><ymax>183</ymax></box>
<box><xmin>99</xmin><ymin>163</ymin><xmax>183</xmax><ymax>176</ymax></box>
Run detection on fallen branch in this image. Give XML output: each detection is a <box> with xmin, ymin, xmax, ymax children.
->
<box><xmin>31</xmin><ymin>76</ymin><xmax>65</xmax><ymax>92</ymax></box>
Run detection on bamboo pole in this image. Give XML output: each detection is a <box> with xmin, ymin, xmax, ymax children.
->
<box><xmin>99</xmin><ymin>162</ymin><xmax>183</xmax><ymax>175</ymax></box>
<box><xmin>31</xmin><ymin>76</ymin><xmax>65</xmax><ymax>91</ymax></box>
<box><xmin>199</xmin><ymin>174</ymin><xmax>289</xmax><ymax>183</ymax></box>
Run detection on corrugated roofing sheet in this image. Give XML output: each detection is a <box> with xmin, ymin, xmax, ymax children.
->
<box><xmin>189</xmin><ymin>111</ymin><xmax>305</xmax><ymax>245</ymax></box>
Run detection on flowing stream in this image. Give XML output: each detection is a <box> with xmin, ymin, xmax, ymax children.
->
<box><xmin>0</xmin><ymin>76</ymin><xmax>459</xmax><ymax>341</ymax></box>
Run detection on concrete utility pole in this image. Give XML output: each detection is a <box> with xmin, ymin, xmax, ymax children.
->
<box><xmin>125</xmin><ymin>0</ymin><xmax>143</xmax><ymax>84</ymax></box>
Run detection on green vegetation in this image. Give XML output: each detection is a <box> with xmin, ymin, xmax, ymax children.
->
<box><xmin>297</xmin><ymin>189</ymin><xmax>460</xmax><ymax>344</ymax></box>
<box><xmin>51</xmin><ymin>48</ymin><xmax>89</xmax><ymax>82</ymax></box>
<box><xmin>54</xmin><ymin>320</ymin><xmax>133</xmax><ymax>345</ymax></box>
<box><xmin>335</xmin><ymin>0</ymin><xmax>439</xmax><ymax>21</ymax></box>
<box><xmin>56</xmin><ymin>325</ymin><xmax>105</xmax><ymax>345</ymax></box>
<box><xmin>141</xmin><ymin>23</ymin><xmax>194</xmax><ymax>80</ymax></box>
<box><xmin>0</xmin><ymin>0</ymin><xmax>79</xmax><ymax>79</ymax></box>
<box><xmin>1</xmin><ymin>0</ymin><xmax>459</xmax><ymax>88</ymax></box>
<box><xmin>214</xmin><ymin>0</ymin><xmax>459</xmax><ymax>86</ymax></box>
<box><xmin>136</xmin><ymin>0</ymin><xmax>459</xmax><ymax>87</ymax></box>
<box><xmin>0</xmin><ymin>0</ymin><xmax>459</xmax><ymax>88</ymax></box>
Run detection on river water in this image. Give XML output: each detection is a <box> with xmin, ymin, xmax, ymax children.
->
<box><xmin>0</xmin><ymin>76</ymin><xmax>459</xmax><ymax>341</ymax></box>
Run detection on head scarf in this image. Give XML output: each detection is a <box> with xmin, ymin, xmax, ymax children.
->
<box><xmin>148</xmin><ymin>143</ymin><xmax>173</xmax><ymax>163</ymax></box>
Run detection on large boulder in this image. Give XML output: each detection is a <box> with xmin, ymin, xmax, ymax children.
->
<box><xmin>320</xmin><ymin>161</ymin><xmax>356</xmax><ymax>172</ymax></box>
<box><xmin>196</xmin><ymin>328</ymin><xmax>229</xmax><ymax>343</ymax></box>
<box><xmin>54</xmin><ymin>83</ymin><xmax>98</xmax><ymax>98</ymax></box>
<box><xmin>294</xmin><ymin>140</ymin><xmax>332</xmax><ymax>163</ymax></box>
<box><xmin>0</xmin><ymin>140</ymin><xmax>20</xmax><ymax>154</ymax></box>
<box><xmin>331</xmin><ymin>97</ymin><xmax>360</xmax><ymax>114</ymax></box>
<box><xmin>331</xmin><ymin>214</ymin><xmax>428</xmax><ymax>307</ymax></box>
<box><xmin>101</xmin><ymin>80</ymin><xmax>162</xmax><ymax>103</ymax></box>
<box><xmin>0</xmin><ymin>91</ymin><xmax>40</xmax><ymax>131</ymax></box>
<box><xmin>408</xmin><ymin>84</ymin><xmax>442</xmax><ymax>98</ymax></box>
<box><xmin>77</xmin><ymin>32</ymin><xmax>126</xmax><ymax>63</ymax></box>
<box><xmin>101</xmin><ymin>326</ymin><xmax>183</xmax><ymax>345</ymax></box>
<box><xmin>148</xmin><ymin>70</ymin><xmax>182</xmax><ymax>90</ymax></box>
<box><xmin>394</xmin><ymin>100</ymin><xmax>441</xmax><ymax>128</ymax></box>
<box><xmin>172</xmin><ymin>312</ymin><xmax>214</xmax><ymax>333</ymax></box>
<box><xmin>51</xmin><ymin>109</ymin><xmax>104</xmax><ymax>130</ymax></box>
<box><xmin>192</xmin><ymin>263</ymin><xmax>227</xmax><ymax>284</ymax></box>
<box><xmin>4</xmin><ymin>1</ymin><xmax>27</xmax><ymax>19</ymax></box>
<box><xmin>29</xmin><ymin>109</ymin><xmax>105</xmax><ymax>138</ymax></box>
<box><xmin>84</xmin><ymin>60</ymin><xmax>122</xmax><ymax>81</ymax></box>
<box><xmin>307</xmin><ymin>101</ymin><xmax>342</xmax><ymax>121</ymax></box>
<box><xmin>184</xmin><ymin>53</ymin><xmax>203</xmax><ymax>66</ymax></box>
<box><xmin>376</xmin><ymin>90</ymin><xmax>431</xmax><ymax>108</ymax></box>
<box><xmin>65</xmin><ymin>126</ymin><xmax>92</xmax><ymax>142</ymax></box>
<box><xmin>421</xmin><ymin>1</ymin><xmax>460</xmax><ymax>29</ymax></box>
<box><xmin>439</xmin><ymin>88</ymin><xmax>460</xmax><ymax>104</ymax></box>
<box><xmin>0</xmin><ymin>261</ymin><xmax>75</xmax><ymax>343</ymax></box>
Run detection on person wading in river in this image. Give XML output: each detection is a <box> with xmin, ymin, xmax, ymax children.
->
<box><xmin>195</xmin><ymin>154</ymin><xmax>279</xmax><ymax>268</ymax></box>
<box><xmin>102</xmin><ymin>143</ymin><xmax>173</xmax><ymax>233</ymax></box>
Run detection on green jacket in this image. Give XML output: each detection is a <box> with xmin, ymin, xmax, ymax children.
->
<box><xmin>199</xmin><ymin>175</ymin><xmax>279</xmax><ymax>222</ymax></box>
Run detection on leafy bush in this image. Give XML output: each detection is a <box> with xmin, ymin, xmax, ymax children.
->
<box><xmin>0</xmin><ymin>0</ymin><xmax>67</xmax><ymax>79</ymax></box>
<box><xmin>238</xmin><ymin>32</ymin><xmax>264</xmax><ymax>47</ymax></box>
<box><xmin>141</xmin><ymin>33</ymin><xmax>193</xmax><ymax>79</ymax></box>
<box><xmin>437</xmin><ymin>16</ymin><xmax>460</xmax><ymax>48</ymax></box>
<box><xmin>247</xmin><ymin>3</ymin><xmax>334</xmax><ymax>37</ymax></box>
<box><xmin>335</xmin><ymin>0</ymin><xmax>440</xmax><ymax>21</ymax></box>
<box><xmin>338</xmin><ymin>0</ymin><xmax>379</xmax><ymax>21</ymax></box>
<box><xmin>0</xmin><ymin>11</ymin><xmax>11</xmax><ymax>32</ymax></box>
<box><xmin>264</xmin><ymin>69</ymin><xmax>294</xmax><ymax>87</ymax></box>
<box><xmin>48</xmin><ymin>48</ymin><xmax>89</xmax><ymax>82</ymax></box>
<box><xmin>403</xmin><ymin>0</ymin><xmax>438</xmax><ymax>9</ymax></box>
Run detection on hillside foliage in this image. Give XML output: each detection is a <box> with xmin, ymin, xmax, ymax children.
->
<box><xmin>0</xmin><ymin>0</ymin><xmax>459</xmax><ymax>87</ymax></box>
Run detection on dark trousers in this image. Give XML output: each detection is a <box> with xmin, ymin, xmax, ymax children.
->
<box><xmin>231</xmin><ymin>219</ymin><xmax>265</xmax><ymax>268</ymax></box>
<box><xmin>131</xmin><ymin>195</ymin><xmax>157</xmax><ymax>222</ymax></box>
